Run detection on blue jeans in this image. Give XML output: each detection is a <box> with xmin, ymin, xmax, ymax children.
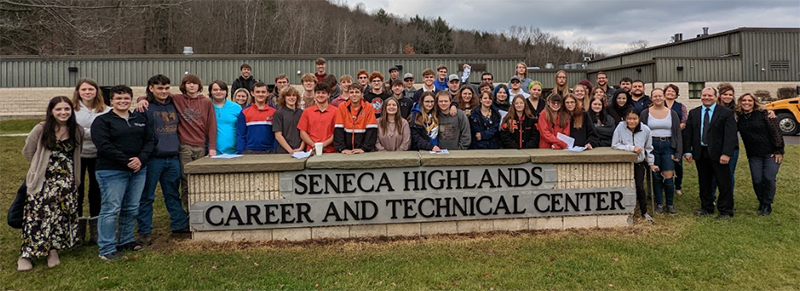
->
<box><xmin>96</xmin><ymin>168</ymin><xmax>147</xmax><ymax>256</ymax></box>
<box><xmin>711</xmin><ymin>149</ymin><xmax>739</xmax><ymax>201</ymax></box>
<box><xmin>137</xmin><ymin>156</ymin><xmax>188</xmax><ymax>235</ymax></box>
<box><xmin>652</xmin><ymin>139</ymin><xmax>676</xmax><ymax>206</ymax></box>
<box><xmin>748</xmin><ymin>156</ymin><xmax>781</xmax><ymax>206</ymax></box>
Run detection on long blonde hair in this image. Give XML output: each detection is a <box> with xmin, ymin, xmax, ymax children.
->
<box><xmin>72</xmin><ymin>78</ymin><xmax>107</xmax><ymax>112</ymax></box>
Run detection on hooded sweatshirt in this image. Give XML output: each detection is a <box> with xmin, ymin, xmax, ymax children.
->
<box><xmin>437</xmin><ymin>109</ymin><xmax>471</xmax><ymax>150</ymax></box>
<box><xmin>611</xmin><ymin>121</ymin><xmax>654</xmax><ymax>165</ymax></box>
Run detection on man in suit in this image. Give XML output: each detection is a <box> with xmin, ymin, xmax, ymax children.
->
<box><xmin>683</xmin><ymin>87</ymin><xmax>738</xmax><ymax>219</ymax></box>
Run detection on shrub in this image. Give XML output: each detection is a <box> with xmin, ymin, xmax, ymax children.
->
<box><xmin>777</xmin><ymin>87</ymin><xmax>797</xmax><ymax>100</ymax></box>
<box><xmin>754</xmin><ymin>90</ymin><xmax>773</xmax><ymax>102</ymax></box>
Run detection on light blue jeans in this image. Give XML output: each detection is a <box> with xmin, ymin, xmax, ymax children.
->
<box><xmin>96</xmin><ymin>168</ymin><xmax>147</xmax><ymax>256</ymax></box>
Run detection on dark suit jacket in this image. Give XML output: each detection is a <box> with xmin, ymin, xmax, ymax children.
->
<box><xmin>682</xmin><ymin>104</ymin><xmax>737</xmax><ymax>161</ymax></box>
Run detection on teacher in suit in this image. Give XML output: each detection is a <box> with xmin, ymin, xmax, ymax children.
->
<box><xmin>683</xmin><ymin>87</ymin><xmax>738</xmax><ymax>219</ymax></box>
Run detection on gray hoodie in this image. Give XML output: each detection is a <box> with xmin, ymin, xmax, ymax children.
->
<box><xmin>611</xmin><ymin>121</ymin><xmax>654</xmax><ymax>165</ymax></box>
<box><xmin>437</xmin><ymin>109</ymin><xmax>471</xmax><ymax>150</ymax></box>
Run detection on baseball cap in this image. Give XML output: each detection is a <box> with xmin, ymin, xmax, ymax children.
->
<box><xmin>448</xmin><ymin>74</ymin><xmax>460</xmax><ymax>82</ymax></box>
<box><xmin>403</xmin><ymin>73</ymin><xmax>414</xmax><ymax>80</ymax></box>
<box><xmin>389</xmin><ymin>66</ymin><xmax>399</xmax><ymax>72</ymax></box>
<box><xmin>510</xmin><ymin>76</ymin><xmax>521</xmax><ymax>82</ymax></box>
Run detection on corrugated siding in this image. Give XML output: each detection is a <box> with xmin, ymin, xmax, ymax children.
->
<box><xmin>527</xmin><ymin>70</ymin><xmax>589</xmax><ymax>88</ymax></box>
<box><xmin>587</xmin><ymin>64</ymin><xmax>656</xmax><ymax>84</ymax></box>
<box><xmin>1</xmin><ymin>55</ymin><xmax>523</xmax><ymax>88</ymax></box>
<box><xmin>656</xmin><ymin>58</ymin><xmax>743</xmax><ymax>82</ymax></box>
<box><xmin>588</xmin><ymin>33</ymin><xmax>742</xmax><ymax>70</ymax></box>
<box><xmin>741</xmin><ymin>31</ymin><xmax>800</xmax><ymax>81</ymax></box>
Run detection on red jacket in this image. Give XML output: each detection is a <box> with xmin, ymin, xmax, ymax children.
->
<box><xmin>538</xmin><ymin>113</ymin><xmax>570</xmax><ymax>149</ymax></box>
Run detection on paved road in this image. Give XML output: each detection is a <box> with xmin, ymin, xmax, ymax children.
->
<box><xmin>785</xmin><ymin>135</ymin><xmax>800</xmax><ymax>146</ymax></box>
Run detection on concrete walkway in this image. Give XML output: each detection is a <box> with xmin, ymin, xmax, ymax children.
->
<box><xmin>0</xmin><ymin>133</ymin><xmax>29</xmax><ymax>137</ymax></box>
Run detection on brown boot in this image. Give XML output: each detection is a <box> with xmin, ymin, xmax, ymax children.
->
<box><xmin>88</xmin><ymin>217</ymin><xmax>99</xmax><ymax>245</ymax></box>
<box><xmin>76</xmin><ymin>217</ymin><xmax>88</xmax><ymax>245</ymax></box>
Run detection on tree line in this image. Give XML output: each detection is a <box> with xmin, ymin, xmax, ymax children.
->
<box><xmin>0</xmin><ymin>0</ymin><xmax>608</xmax><ymax>66</ymax></box>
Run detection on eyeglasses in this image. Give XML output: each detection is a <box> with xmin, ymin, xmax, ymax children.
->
<box><xmin>564</xmin><ymin>101</ymin><xmax>576</xmax><ymax>104</ymax></box>
<box><xmin>371</xmin><ymin>80</ymin><xmax>383</xmax><ymax>83</ymax></box>
<box><xmin>482</xmin><ymin>78</ymin><xmax>493</xmax><ymax>81</ymax></box>
<box><xmin>358</xmin><ymin>76</ymin><xmax>368</xmax><ymax>79</ymax></box>
<box><xmin>423</xmin><ymin>100</ymin><xmax>435</xmax><ymax>103</ymax></box>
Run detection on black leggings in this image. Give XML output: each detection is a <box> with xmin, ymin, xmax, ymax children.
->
<box><xmin>77</xmin><ymin>157</ymin><xmax>101</xmax><ymax>217</ymax></box>
<box><xmin>634</xmin><ymin>162</ymin><xmax>649</xmax><ymax>216</ymax></box>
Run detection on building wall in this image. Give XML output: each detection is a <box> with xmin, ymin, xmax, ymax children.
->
<box><xmin>655</xmin><ymin>58</ymin><xmax>743</xmax><ymax>82</ymax></box>
<box><xmin>741</xmin><ymin>31</ymin><xmax>800</xmax><ymax>81</ymax></box>
<box><xmin>588</xmin><ymin>32</ymin><xmax>740</xmax><ymax>69</ymax></box>
<box><xmin>0</xmin><ymin>54</ymin><xmax>523</xmax><ymax>88</ymax></box>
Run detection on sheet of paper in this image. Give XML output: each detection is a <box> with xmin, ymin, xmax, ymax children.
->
<box><xmin>211</xmin><ymin>154</ymin><xmax>243</xmax><ymax>159</ymax></box>
<box><xmin>291</xmin><ymin>150</ymin><xmax>313</xmax><ymax>159</ymax></box>
<box><xmin>429</xmin><ymin>149</ymin><xmax>450</xmax><ymax>154</ymax></box>
<box><xmin>565</xmin><ymin>146</ymin><xmax>586</xmax><ymax>152</ymax></box>
<box><xmin>556</xmin><ymin>132</ymin><xmax>575</xmax><ymax>149</ymax></box>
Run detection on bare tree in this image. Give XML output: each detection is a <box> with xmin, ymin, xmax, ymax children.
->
<box><xmin>625</xmin><ymin>39</ymin><xmax>649</xmax><ymax>52</ymax></box>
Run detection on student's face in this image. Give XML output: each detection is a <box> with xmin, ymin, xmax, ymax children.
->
<box><xmin>590</xmin><ymin>99</ymin><xmax>604</xmax><ymax>113</ymax></box>
<box><xmin>437</xmin><ymin>95</ymin><xmax>451</xmax><ymax>111</ymax></box>
<box><xmin>241</xmin><ymin>68</ymin><xmax>251</xmax><ymax>78</ymax></box>
<box><xmin>651</xmin><ymin>90</ymin><xmax>665</xmax><ymax>106</ymax></box>
<box><xmin>210</xmin><ymin>83</ymin><xmax>227</xmax><ymax>101</ymax></box>
<box><xmin>302</xmin><ymin>80</ymin><xmax>316</xmax><ymax>91</ymax></box>
<box><xmin>52</xmin><ymin>101</ymin><xmax>72</xmax><ymax>123</ymax></box>
<box><xmin>276</xmin><ymin>78</ymin><xmax>289</xmax><ymax>89</ymax></box>
<box><xmin>548</xmin><ymin>99</ymin><xmax>561</xmax><ymax>111</ymax></box>
<box><xmin>620</xmin><ymin>81</ymin><xmax>632</xmax><ymax>91</ymax></box>
<box><xmin>516</xmin><ymin>64</ymin><xmax>526</xmax><ymax>75</ymax></box>
<box><xmin>184</xmin><ymin>82</ymin><xmax>199</xmax><ymax>94</ymax></box>
<box><xmin>461</xmin><ymin>89</ymin><xmax>473</xmax><ymax>103</ymax></box>
<box><xmin>510</xmin><ymin>80</ymin><xmax>521</xmax><ymax>90</ymax></box>
<box><xmin>315</xmin><ymin>90</ymin><xmax>330</xmax><ymax>104</ymax></box>
<box><xmin>616</xmin><ymin>94</ymin><xmax>627</xmax><ymax>107</ymax></box>
<box><xmin>422</xmin><ymin>96</ymin><xmax>435</xmax><ymax>111</ymax></box>
<box><xmin>340</xmin><ymin>79</ymin><xmax>352</xmax><ymax>88</ymax></box>
<box><xmin>252</xmin><ymin>86</ymin><xmax>269</xmax><ymax>103</ymax></box>
<box><xmin>421</xmin><ymin>75</ymin><xmax>434</xmax><ymax>87</ymax></box>
<box><xmin>665</xmin><ymin>87</ymin><xmax>677</xmax><ymax>100</ymax></box>
<box><xmin>480</xmin><ymin>86</ymin><xmax>492</xmax><ymax>94</ymax></box>
<box><xmin>573</xmin><ymin>86</ymin><xmax>586</xmax><ymax>99</ymax></box>
<box><xmin>357</xmin><ymin>74</ymin><xmax>368</xmax><ymax>86</ymax></box>
<box><xmin>390</xmin><ymin>70</ymin><xmax>399</xmax><ymax>79</ymax></box>
<box><xmin>392</xmin><ymin>84</ymin><xmax>403</xmax><ymax>95</ymax></box>
<box><xmin>593</xmin><ymin>88</ymin><xmax>605</xmax><ymax>99</ymax></box>
<box><xmin>701</xmin><ymin>88</ymin><xmax>717</xmax><ymax>107</ymax></box>
<box><xmin>480</xmin><ymin>94</ymin><xmax>493</xmax><ymax>108</ymax></box>
<box><xmin>739</xmin><ymin>95</ymin><xmax>755</xmax><ymax>112</ymax></box>
<box><xmin>234</xmin><ymin>91</ymin><xmax>249</xmax><ymax>105</ymax></box>
<box><xmin>150</xmin><ymin>83</ymin><xmax>171</xmax><ymax>101</ymax></box>
<box><xmin>348</xmin><ymin>88</ymin><xmax>363</xmax><ymax>103</ymax></box>
<box><xmin>285</xmin><ymin>93</ymin><xmax>298</xmax><ymax>106</ymax></box>
<box><xmin>631</xmin><ymin>82</ymin><xmax>644</xmax><ymax>96</ymax></box>
<box><xmin>496</xmin><ymin>88</ymin><xmax>508</xmax><ymax>102</ymax></box>
<box><xmin>720</xmin><ymin>90</ymin><xmax>734</xmax><ymax>105</ymax></box>
<box><xmin>626</xmin><ymin>114</ymin><xmax>639</xmax><ymax>129</ymax></box>
<box><xmin>404</xmin><ymin>78</ymin><xmax>414</xmax><ymax>89</ymax></box>
<box><xmin>481</xmin><ymin>75</ymin><xmax>493</xmax><ymax>85</ymax></box>
<box><xmin>316</xmin><ymin>63</ymin><xmax>326</xmax><ymax>73</ymax></box>
<box><xmin>371</xmin><ymin>78</ymin><xmax>384</xmax><ymax>91</ymax></box>
<box><xmin>597</xmin><ymin>74</ymin><xmax>607</xmax><ymax>86</ymax></box>
<box><xmin>513</xmin><ymin>97</ymin><xmax>526</xmax><ymax>113</ymax></box>
<box><xmin>111</xmin><ymin>93</ymin><xmax>132</xmax><ymax>112</ymax></box>
<box><xmin>564</xmin><ymin>97</ymin><xmax>577</xmax><ymax>111</ymax></box>
<box><xmin>78</xmin><ymin>83</ymin><xmax>96</xmax><ymax>103</ymax></box>
<box><xmin>556</xmin><ymin>73</ymin><xmax>567</xmax><ymax>86</ymax></box>
<box><xmin>385</xmin><ymin>100</ymin><xmax>398</xmax><ymax>115</ymax></box>
<box><xmin>530</xmin><ymin>85</ymin><xmax>542</xmax><ymax>98</ymax></box>
<box><xmin>437</xmin><ymin>69</ymin><xmax>447</xmax><ymax>80</ymax></box>
<box><xmin>448</xmin><ymin>80</ymin><xmax>460</xmax><ymax>91</ymax></box>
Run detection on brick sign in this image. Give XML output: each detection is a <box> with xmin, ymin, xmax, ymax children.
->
<box><xmin>189</xmin><ymin>164</ymin><xmax>636</xmax><ymax>231</ymax></box>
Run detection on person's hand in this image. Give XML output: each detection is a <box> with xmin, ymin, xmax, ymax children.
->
<box><xmin>650</xmin><ymin>165</ymin><xmax>659</xmax><ymax>172</ymax></box>
<box><xmin>475</xmin><ymin>132</ymin><xmax>482</xmax><ymax>141</ymax></box>
<box><xmin>767</xmin><ymin>110</ymin><xmax>776</xmax><ymax>119</ymax></box>
<box><xmin>680</xmin><ymin>123</ymin><xmax>686</xmax><ymax>130</ymax></box>
<box><xmin>584</xmin><ymin>144</ymin><xmax>593</xmax><ymax>150</ymax></box>
<box><xmin>292</xmin><ymin>147</ymin><xmax>304</xmax><ymax>153</ymax></box>
<box><xmin>684</xmin><ymin>154</ymin><xmax>693</xmax><ymax>163</ymax></box>
<box><xmin>207</xmin><ymin>149</ymin><xmax>216</xmax><ymax>157</ymax></box>
<box><xmin>136</xmin><ymin>100</ymin><xmax>149</xmax><ymax>112</ymax></box>
<box><xmin>431</xmin><ymin>146</ymin><xmax>441</xmax><ymax>152</ymax></box>
<box><xmin>633</xmin><ymin>146</ymin><xmax>643</xmax><ymax>154</ymax></box>
<box><xmin>463</xmin><ymin>63</ymin><xmax>471</xmax><ymax>70</ymax></box>
<box><xmin>353</xmin><ymin>149</ymin><xmax>365</xmax><ymax>154</ymax></box>
<box><xmin>342</xmin><ymin>149</ymin><xmax>353</xmax><ymax>155</ymax></box>
<box><xmin>720</xmin><ymin>154</ymin><xmax>730</xmax><ymax>165</ymax></box>
<box><xmin>671</xmin><ymin>155</ymin><xmax>680</xmax><ymax>162</ymax></box>
<box><xmin>772</xmin><ymin>153</ymin><xmax>783</xmax><ymax>164</ymax></box>
<box><xmin>449</xmin><ymin>106</ymin><xmax>457</xmax><ymax>116</ymax></box>
<box><xmin>127</xmin><ymin>157</ymin><xmax>142</xmax><ymax>172</ymax></box>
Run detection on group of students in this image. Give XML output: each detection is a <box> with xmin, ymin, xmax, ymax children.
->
<box><xmin>16</xmin><ymin>61</ymin><xmax>785</xmax><ymax>272</ymax></box>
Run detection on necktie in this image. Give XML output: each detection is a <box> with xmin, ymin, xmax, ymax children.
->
<box><xmin>702</xmin><ymin>108</ymin><xmax>710</xmax><ymax>145</ymax></box>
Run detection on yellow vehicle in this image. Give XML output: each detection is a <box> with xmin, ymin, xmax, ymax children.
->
<box><xmin>765</xmin><ymin>97</ymin><xmax>800</xmax><ymax>135</ymax></box>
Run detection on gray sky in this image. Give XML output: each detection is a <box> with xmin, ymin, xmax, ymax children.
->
<box><xmin>344</xmin><ymin>0</ymin><xmax>800</xmax><ymax>55</ymax></box>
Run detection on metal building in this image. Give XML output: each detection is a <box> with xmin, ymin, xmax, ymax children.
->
<box><xmin>0</xmin><ymin>54</ymin><xmax>523</xmax><ymax>88</ymax></box>
<box><xmin>585</xmin><ymin>27</ymin><xmax>799</xmax><ymax>97</ymax></box>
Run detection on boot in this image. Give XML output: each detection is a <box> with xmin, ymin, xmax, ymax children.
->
<box><xmin>88</xmin><ymin>216</ymin><xmax>99</xmax><ymax>245</ymax></box>
<box><xmin>76</xmin><ymin>217</ymin><xmax>88</xmax><ymax>245</ymax></box>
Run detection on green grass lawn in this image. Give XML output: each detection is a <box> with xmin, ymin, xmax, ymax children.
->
<box><xmin>0</xmin><ymin>119</ymin><xmax>43</xmax><ymax>135</ymax></box>
<box><xmin>1</xmin><ymin>131</ymin><xmax>798</xmax><ymax>290</ymax></box>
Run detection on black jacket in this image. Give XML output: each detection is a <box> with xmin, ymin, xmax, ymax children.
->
<box><xmin>469</xmin><ymin>107</ymin><xmax>501</xmax><ymax>149</ymax></box>
<box><xmin>588</xmin><ymin>110</ymin><xmax>616</xmax><ymax>147</ymax></box>
<box><xmin>91</xmin><ymin>111</ymin><xmax>156</xmax><ymax>172</ymax></box>
<box><xmin>499</xmin><ymin>115</ymin><xmax>539</xmax><ymax>149</ymax></box>
<box><xmin>231</xmin><ymin>75</ymin><xmax>257</xmax><ymax>97</ymax></box>
<box><xmin>683</xmin><ymin>105</ymin><xmax>738</xmax><ymax>161</ymax></box>
<box><xmin>409</xmin><ymin>112</ymin><xmax>437</xmax><ymax>151</ymax></box>
<box><xmin>570</xmin><ymin>112</ymin><xmax>600</xmax><ymax>148</ymax></box>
